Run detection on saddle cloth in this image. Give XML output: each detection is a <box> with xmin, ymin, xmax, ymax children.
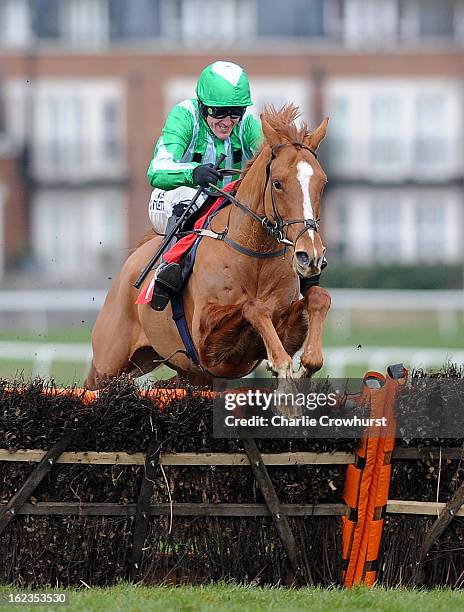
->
<box><xmin>136</xmin><ymin>180</ymin><xmax>239</xmax><ymax>304</ymax></box>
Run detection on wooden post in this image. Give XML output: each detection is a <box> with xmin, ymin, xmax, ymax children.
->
<box><xmin>128</xmin><ymin>433</ymin><xmax>162</xmax><ymax>580</ymax></box>
<box><xmin>242</xmin><ymin>438</ymin><xmax>301</xmax><ymax>575</ymax></box>
<box><xmin>0</xmin><ymin>432</ymin><xmax>76</xmax><ymax>534</ymax></box>
<box><xmin>413</xmin><ymin>481</ymin><xmax>464</xmax><ymax>585</ymax></box>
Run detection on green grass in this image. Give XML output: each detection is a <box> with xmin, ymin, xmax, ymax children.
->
<box><xmin>1</xmin><ymin>318</ymin><xmax>463</xmax><ymax>385</ymax></box>
<box><xmin>323</xmin><ymin>321</ymin><xmax>464</xmax><ymax>350</ymax></box>
<box><xmin>1</xmin><ymin>584</ymin><xmax>464</xmax><ymax>612</ymax></box>
<box><xmin>0</xmin><ymin>326</ymin><xmax>92</xmax><ymax>344</ymax></box>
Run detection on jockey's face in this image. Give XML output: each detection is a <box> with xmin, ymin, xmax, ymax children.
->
<box><xmin>206</xmin><ymin>114</ymin><xmax>239</xmax><ymax>140</ymax></box>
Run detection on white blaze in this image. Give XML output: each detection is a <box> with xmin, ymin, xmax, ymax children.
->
<box><xmin>296</xmin><ymin>160</ymin><xmax>316</xmax><ymax>259</ymax></box>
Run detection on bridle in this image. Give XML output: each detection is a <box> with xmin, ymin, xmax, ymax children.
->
<box><xmin>263</xmin><ymin>141</ymin><xmax>320</xmax><ymax>245</ymax></box>
<box><xmin>203</xmin><ymin>141</ymin><xmax>321</xmax><ymax>259</ymax></box>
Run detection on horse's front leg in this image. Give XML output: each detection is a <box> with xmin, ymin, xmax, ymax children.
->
<box><xmin>243</xmin><ymin>299</ymin><xmax>304</xmax><ymax>417</ymax></box>
<box><xmin>242</xmin><ymin>299</ymin><xmax>293</xmax><ymax>378</ymax></box>
<box><xmin>297</xmin><ymin>286</ymin><xmax>331</xmax><ymax>378</ymax></box>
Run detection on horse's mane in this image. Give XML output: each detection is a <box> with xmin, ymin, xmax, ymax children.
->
<box><xmin>243</xmin><ymin>103</ymin><xmax>309</xmax><ymax>177</ymax></box>
<box><xmin>262</xmin><ymin>103</ymin><xmax>309</xmax><ymax>144</ymax></box>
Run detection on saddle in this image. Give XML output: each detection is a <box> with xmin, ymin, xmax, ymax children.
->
<box><xmin>136</xmin><ymin>180</ymin><xmax>240</xmax><ymax>304</ymax></box>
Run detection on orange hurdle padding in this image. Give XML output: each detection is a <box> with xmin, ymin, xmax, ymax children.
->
<box><xmin>342</xmin><ymin>365</ymin><xmax>408</xmax><ymax>587</ymax></box>
<box><xmin>0</xmin><ymin>387</ymin><xmax>216</xmax><ymax>409</ymax></box>
<box><xmin>341</xmin><ymin>371</ymin><xmax>385</xmax><ymax>586</ymax></box>
<box><xmin>356</xmin><ymin>364</ymin><xmax>407</xmax><ymax>586</ymax></box>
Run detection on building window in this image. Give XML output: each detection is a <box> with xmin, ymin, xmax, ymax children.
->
<box><xmin>0</xmin><ymin>76</ymin><xmax>6</xmax><ymax>138</ymax></box>
<box><xmin>33</xmin><ymin>80</ymin><xmax>125</xmax><ymax>181</ymax></box>
<box><xmin>101</xmin><ymin>99</ymin><xmax>120</xmax><ymax>162</ymax></box>
<box><xmin>370</xmin><ymin>95</ymin><xmax>402</xmax><ymax>166</ymax></box>
<box><xmin>417</xmin><ymin>0</ymin><xmax>455</xmax><ymax>37</ymax></box>
<box><xmin>162</xmin><ymin>0</ymin><xmax>255</xmax><ymax>42</ymax></box>
<box><xmin>400</xmin><ymin>0</ymin><xmax>458</xmax><ymax>40</ymax></box>
<box><xmin>43</xmin><ymin>95</ymin><xmax>84</xmax><ymax>172</ymax></box>
<box><xmin>327</xmin><ymin>96</ymin><xmax>350</xmax><ymax>168</ymax></box>
<box><xmin>414</xmin><ymin>94</ymin><xmax>447</xmax><ymax>166</ymax></box>
<box><xmin>257</xmin><ymin>0</ymin><xmax>325</xmax><ymax>37</ymax></box>
<box><xmin>110</xmin><ymin>0</ymin><xmax>160</xmax><ymax>39</ymax></box>
<box><xmin>344</xmin><ymin>0</ymin><xmax>398</xmax><ymax>44</ymax></box>
<box><xmin>326</xmin><ymin>77</ymin><xmax>461</xmax><ymax>180</ymax></box>
<box><xmin>330</xmin><ymin>200</ymin><xmax>350</xmax><ymax>260</ymax></box>
<box><xmin>34</xmin><ymin>0</ymin><xmax>59</xmax><ymax>38</ymax></box>
<box><xmin>415</xmin><ymin>198</ymin><xmax>446</xmax><ymax>262</ymax></box>
<box><xmin>249</xmin><ymin>78</ymin><xmax>311</xmax><ymax>120</ymax></box>
<box><xmin>59</xmin><ymin>0</ymin><xmax>109</xmax><ymax>47</ymax></box>
<box><xmin>0</xmin><ymin>0</ymin><xmax>32</xmax><ymax>47</ymax></box>
<box><xmin>370</xmin><ymin>197</ymin><xmax>402</xmax><ymax>262</ymax></box>
<box><xmin>32</xmin><ymin>189</ymin><xmax>126</xmax><ymax>278</ymax></box>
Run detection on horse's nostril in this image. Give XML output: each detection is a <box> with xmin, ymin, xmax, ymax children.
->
<box><xmin>296</xmin><ymin>251</ymin><xmax>310</xmax><ymax>267</ymax></box>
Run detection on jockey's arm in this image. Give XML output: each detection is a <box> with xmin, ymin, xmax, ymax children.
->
<box><xmin>147</xmin><ymin>104</ymin><xmax>198</xmax><ymax>191</ymax></box>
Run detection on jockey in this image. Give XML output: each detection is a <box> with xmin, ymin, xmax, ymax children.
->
<box><xmin>147</xmin><ymin>60</ymin><xmax>262</xmax><ymax>311</ymax></box>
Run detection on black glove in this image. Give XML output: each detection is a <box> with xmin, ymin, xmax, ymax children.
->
<box><xmin>172</xmin><ymin>200</ymin><xmax>190</xmax><ymax>218</ymax></box>
<box><xmin>193</xmin><ymin>163</ymin><xmax>221</xmax><ymax>187</ymax></box>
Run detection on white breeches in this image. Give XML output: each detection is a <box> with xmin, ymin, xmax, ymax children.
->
<box><xmin>148</xmin><ymin>186</ymin><xmax>206</xmax><ymax>235</ymax></box>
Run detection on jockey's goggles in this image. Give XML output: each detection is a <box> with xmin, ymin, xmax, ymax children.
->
<box><xmin>205</xmin><ymin>106</ymin><xmax>246</xmax><ymax>120</ymax></box>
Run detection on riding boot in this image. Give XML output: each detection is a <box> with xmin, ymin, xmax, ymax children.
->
<box><xmin>299</xmin><ymin>257</ymin><xmax>327</xmax><ymax>296</ymax></box>
<box><xmin>150</xmin><ymin>214</ymin><xmax>184</xmax><ymax>311</ymax></box>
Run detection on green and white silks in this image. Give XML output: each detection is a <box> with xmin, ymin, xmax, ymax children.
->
<box><xmin>147</xmin><ymin>98</ymin><xmax>262</xmax><ymax>233</ymax></box>
<box><xmin>147</xmin><ymin>98</ymin><xmax>262</xmax><ymax>190</ymax></box>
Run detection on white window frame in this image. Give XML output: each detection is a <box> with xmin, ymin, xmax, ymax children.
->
<box><xmin>324</xmin><ymin>78</ymin><xmax>463</xmax><ymax>181</ymax></box>
<box><xmin>59</xmin><ymin>0</ymin><xmax>110</xmax><ymax>48</ymax></box>
<box><xmin>160</xmin><ymin>0</ymin><xmax>256</xmax><ymax>44</ymax></box>
<box><xmin>29</xmin><ymin>79</ymin><xmax>126</xmax><ymax>182</ymax></box>
<box><xmin>370</xmin><ymin>193</ymin><xmax>403</xmax><ymax>262</ymax></box>
<box><xmin>324</xmin><ymin>186</ymin><xmax>463</xmax><ymax>264</ymax></box>
<box><xmin>0</xmin><ymin>0</ymin><xmax>32</xmax><ymax>48</ymax></box>
<box><xmin>32</xmin><ymin>188</ymin><xmax>127</xmax><ymax>279</ymax></box>
<box><xmin>400</xmin><ymin>0</ymin><xmax>460</xmax><ymax>42</ymax></box>
<box><xmin>344</xmin><ymin>0</ymin><xmax>399</xmax><ymax>47</ymax></box>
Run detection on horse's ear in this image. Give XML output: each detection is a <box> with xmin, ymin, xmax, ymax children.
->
<box><xmin>261</xmin><ymin>114</ymin><xmax>281</xmax><ymax>148</ymax></box>
<box><xmin>306</xmin><ymin>117</ymin><xmax>329</xmax><ymax>151</ymax></box>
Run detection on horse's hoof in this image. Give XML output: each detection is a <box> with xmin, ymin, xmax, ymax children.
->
<box><xmin>273</xmin><ymin>378</ymin><xmax>302</xmax><ymax>418</ymax></box>
<box><xmin>294</xmin><ymin>366</ymin><xmax>308</xmax><ymax>379</ymax></box>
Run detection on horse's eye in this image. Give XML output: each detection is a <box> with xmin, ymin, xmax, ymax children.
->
<box><xmin>273</xmin><ymin>180</ymin><xmax>283</xmax><ymax>190</ymax></box>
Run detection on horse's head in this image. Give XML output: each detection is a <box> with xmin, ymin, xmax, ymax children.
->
<box><xmin>260</xmin><ymin>106</ymin><xmax>329</xmax><ymax>279</ymax></box>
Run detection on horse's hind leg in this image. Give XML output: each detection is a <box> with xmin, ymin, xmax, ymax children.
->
<box><xmin>84</xmin><ymin>292</ymin><xmax>149</xmax><ymax>389</ymax></box>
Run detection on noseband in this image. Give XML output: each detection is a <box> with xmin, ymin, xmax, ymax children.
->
<box><xmin>201</xmin><ymin>141</ymin><xmax>321</xmax><ymax>259</ymax></box>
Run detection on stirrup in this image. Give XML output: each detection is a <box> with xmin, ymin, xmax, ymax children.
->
<box><xmin>150</xmin><ymin>263</ymin><xmax>182</xmax><ymax>311</ymax></box>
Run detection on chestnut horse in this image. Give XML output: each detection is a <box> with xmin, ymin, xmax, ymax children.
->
<box><xmin>85</xmin><ymin>105</ymin><xmax>331</xmax><ymax>390</ymax></box>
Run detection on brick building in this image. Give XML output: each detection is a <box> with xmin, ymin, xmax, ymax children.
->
<box><xmin>0</xmin><ymin>0</ymin><xmax>463</xmax><ymax>284</ymax></box>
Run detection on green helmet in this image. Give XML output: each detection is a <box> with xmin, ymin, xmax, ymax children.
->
<box><xmin>196</xmin><ymin>61</ymin><xmax>252</xmax><ymax>107</ymax></box>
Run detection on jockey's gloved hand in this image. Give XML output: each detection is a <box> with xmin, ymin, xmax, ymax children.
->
<box><xmin>172</xmin><ymin>201</ymin><xmax>190</xmax><ymax>218</ymax></box>
<box><xmin>193</xmin><ymin>163</ymin><xmax>221</xmax><ymax>187</ymax></box>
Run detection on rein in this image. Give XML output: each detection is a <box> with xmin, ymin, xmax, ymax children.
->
<box><xmin>202</xmin><ymin>141</ymin><xmax>321</xmax><ymax>259</ymax></box>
